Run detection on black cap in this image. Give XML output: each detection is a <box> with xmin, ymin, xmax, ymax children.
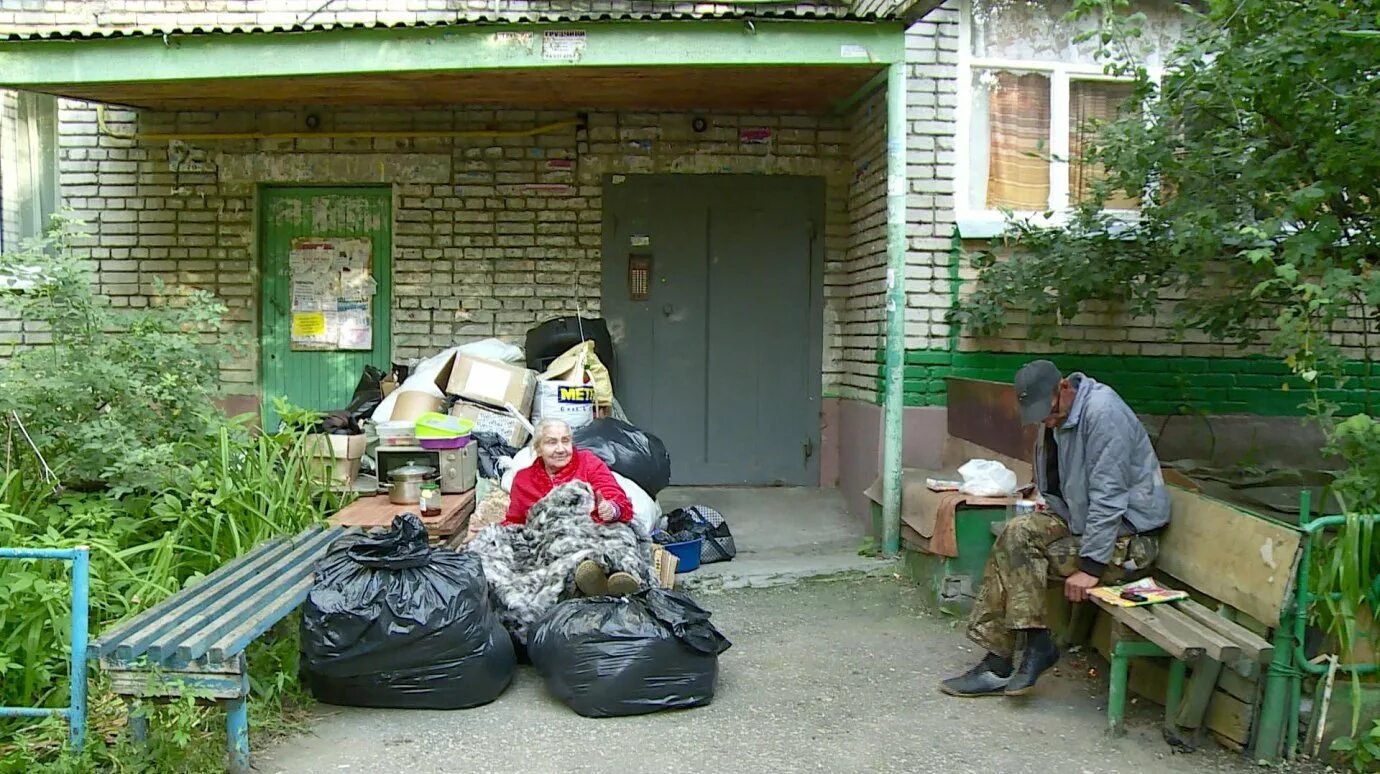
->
<box><xmin>1015</xmin><ymin>360</ymin><xmax>1062</xmax><ymax>426</ymax></box>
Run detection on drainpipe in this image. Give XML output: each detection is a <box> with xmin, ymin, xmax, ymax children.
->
<box><xmin>881</xmin><ymin>59</ymin><xmax>908</xmax><ymax>556</ymax></box>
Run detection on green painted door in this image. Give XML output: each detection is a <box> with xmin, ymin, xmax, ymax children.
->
<box><xmin>259</xmin><ymin>186</ymin><xmax>392</xmax><ymax>429</ymax></box>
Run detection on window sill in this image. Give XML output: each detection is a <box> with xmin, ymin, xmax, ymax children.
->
<box><xmin>955</xmin><ymin>210</ymin><xmax>1142</xmax><ymax>240</ymax></box>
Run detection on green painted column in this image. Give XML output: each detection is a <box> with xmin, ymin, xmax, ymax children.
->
<box><xmin>881</xmin><ymin>59</ymin><xmax>907</xmax><ymax>556</ymax></box>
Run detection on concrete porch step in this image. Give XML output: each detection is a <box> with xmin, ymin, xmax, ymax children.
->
<box><xmin>676</xmin><ymin>554</ymin><xmax>898</xmax><ymax>593</ymax></box>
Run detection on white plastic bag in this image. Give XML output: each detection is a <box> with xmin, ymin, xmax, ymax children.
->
<box><xmin>957</xmin><ymin>459</ymin><xmax>1018</xmax><ymax>497</ymax></box>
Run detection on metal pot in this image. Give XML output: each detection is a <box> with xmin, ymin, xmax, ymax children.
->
<box><xmin>387</xmin><ymin>464</ymin><xmax>439</xmax><ymax>505</ymax></box>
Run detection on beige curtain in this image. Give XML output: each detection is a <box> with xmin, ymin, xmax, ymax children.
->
<box><xmin>985</xmin><ymin>71</ymin><xmax>1051</xmax><ymax>211</ymax></box>
<box><xmin>1069</xmin><ymin>80</ymin><xmax>1139</xmax><ymax>209</ymax></box>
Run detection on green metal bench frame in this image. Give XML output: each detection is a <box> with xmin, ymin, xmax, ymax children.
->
<box><xmin>88</xmin><ymin>524</ymin><xmax>343</xmax><ymax>774</ymax></box>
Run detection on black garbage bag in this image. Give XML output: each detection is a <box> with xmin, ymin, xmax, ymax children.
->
<box><xmin>528</xmin><ymin>588</ymin><xmax>731</xmax><ymax>718</ymax></box>
<box><xmin>573</xmin><ymin>418</ymin><xmax>671</xmax><ymax>497</ymax></box>
<box><xmin>472</xmin><ymin>431</ymin><xmax>520</xmax><ymax>480</ymax></box>
<box><xmin>300</xmin><ymin>514</ymin><xmax>516</xmax><ymax>710</ymax></box>
<box><xmin>664</xmin><ymin>506</ymin><xmax>737</xmax><ymax>564</ymax></box>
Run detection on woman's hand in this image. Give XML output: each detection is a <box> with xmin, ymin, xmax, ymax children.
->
<box><xmin>595</xmin><ymin>494</ymin><xmax>617</xmax><ymax>523</ymax></box>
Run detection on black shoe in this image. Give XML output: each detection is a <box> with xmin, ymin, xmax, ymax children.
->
<box><xmin>939</xmin><ymin>653</ymin><xmax>1013</xmax><ymax>698</ymax></box>
<box><xmin>1005</xmin><ymin>630</ymin><xmax>1060</xmax><ymax>696</ymax></box>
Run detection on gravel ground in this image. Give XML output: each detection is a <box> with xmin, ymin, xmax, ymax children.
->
<box><xmin>261</xmin><ymin>578</ymin><xmax>1305</xmax><ymax>774</ymax></box>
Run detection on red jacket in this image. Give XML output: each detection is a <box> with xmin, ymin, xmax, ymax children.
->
<box><xmin>504</xmin><ymin>448</ymin><xmax>634</xmax><ymax>526</ymax></box>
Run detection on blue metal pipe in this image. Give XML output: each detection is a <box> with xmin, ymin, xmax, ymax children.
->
<box><xmin>0</xmin><ymin>547</ymin><xmax>85</xmax><ymax>560</ymax></box>
<box><xmin>69</xmin><ymin>547</ymin><xmax>89</xmax><ymax>751</ymax></box>
<box><xmin>0</xmin><ymin>706</ymin><xmax>68</xmax><ymax>717</ymax></box>
<box><xmin>0</xmin><ymin>545</ymin><xmax>90</xmax><ymax>751</ymax></box>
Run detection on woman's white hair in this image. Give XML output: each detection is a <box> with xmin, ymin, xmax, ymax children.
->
<box><xmin>531</xmin><ymin>418</ymin><xmax>573</xmax><ymax>449</ymax></box>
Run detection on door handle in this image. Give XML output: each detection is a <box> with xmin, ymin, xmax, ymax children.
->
<box><xmin>662</xmin><ymin>304</ymin><xmax>673</xmax><ymax>317</ymax></box>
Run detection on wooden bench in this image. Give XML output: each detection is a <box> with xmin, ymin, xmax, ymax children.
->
<box><xmin>88</xmin><ymin>524</ymin><xmax>345</xmax><ymax>774</ymax></box>
<box><xmin>1092</xmin><ymin>486</ymin><xmax>1302</xmax><ymax>749</ymax></box>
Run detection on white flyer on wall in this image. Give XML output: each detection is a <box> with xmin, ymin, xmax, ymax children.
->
<box><xmin>288</xmin><ymin>236</ymin><xmax>374</xmax><ymax>351</ymax></box>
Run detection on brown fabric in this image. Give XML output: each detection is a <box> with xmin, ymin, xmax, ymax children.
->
<box><xmin>1068</xmin><ymin>79</ymin><xmax>1140</xmax><ymax>209</ymax></box>
<box><xmin>985</xmin><ymin>71</ymin><xmax>1051</xmax><ymax>210</ymax></box>
<box><xmin>922</xmin><ymin>491</ymin><xmax>1013</xmax><ymax>558</ymax></box>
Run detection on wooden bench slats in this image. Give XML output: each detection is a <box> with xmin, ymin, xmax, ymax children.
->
<box><xmin>111</xmin><ymin>535</ymin><xmax>308</xmax><ymax>662</ymax></box>
<box><xmin>1150</xmin><ymin>605</ymin><xmax>1243</xmax><ymax>663</ymax></box>
<box><xmin>89</xmin><ymin>536</ymin><xmax>288</xmax><ymax>660</ymax></box>
<box><xmin>146</xmin><ymin>527</ymin><xmax>341</xmax><ymax>664</ymax></box>
<box><xmin>1175</xmin><ymin>599</ymin><xmax>1274</xmax><ymax>664</ymax></box>
<box><xmin>1094</xmin><ymin>599</ymin><xmax>1205</xmax><ymax>660</ymax></box>
<box><xmin>171</xmin><ymin>548</ymin><xmax>328</xmax><ymax>666</ymax></box>
<box><xmin>99</xmin><ymin>524</ymin><xmax>342</xmax><ymax>666</ymax></box>
<box><xmin>207</xmin><ymin>576</ymin><xmax>316</xmax><ymax>663</ymax></box>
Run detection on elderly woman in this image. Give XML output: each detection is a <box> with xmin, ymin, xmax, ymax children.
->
<box><xmin>505</xmin><ymin>419</ymin><xmax>633</xmax><ymax>529</ymax></box>
<box><xmin>469</xmin><ymin>419</ymin><xmax>655</xmax><ymax>643</ymax></box>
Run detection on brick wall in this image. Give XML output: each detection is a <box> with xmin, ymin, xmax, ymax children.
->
<box><xmin>902</xmin><ymin>1</ymin><xmax>959</xmax><ymax>352</ymax></box>
<box><xmin>837</xmin><ymin>89</ymin><xmax>888</xmax><ymax>404</ymax></box>
<box><xmin>60</xmin><ymin>104</ymin><xmax>854</xmax><ymax>397</ymax></box>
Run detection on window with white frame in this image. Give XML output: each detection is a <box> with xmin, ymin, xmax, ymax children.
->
<box><xmin>956</xmin><ymin>0</ymin><xmax>1182</xmax><ymax>234</ymax></box>
<box><xmin>0</xmin><ymin>90</ymin><xmax>60</xmax><ymax>252</ymax></box>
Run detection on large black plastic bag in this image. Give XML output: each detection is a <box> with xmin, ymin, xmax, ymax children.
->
<box><xmin>573</xmin><ymin>418</ymin><xmax>672</xmax><ymax>497</ymax></box>
<box><xmin>301</xmin><ymin>514</ymin><xmax>516</xmax><ymax>710</ymax></box>
<box><xmin>528</xmin><ymin>589</ymin><xmax>731</xmax><ymax>717</ymax></box>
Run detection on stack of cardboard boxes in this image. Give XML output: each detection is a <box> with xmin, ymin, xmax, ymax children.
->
<box><xmin>446</xmin><ymin>355</ymin><xmax>538</xmax><ymax>447</ymax></box>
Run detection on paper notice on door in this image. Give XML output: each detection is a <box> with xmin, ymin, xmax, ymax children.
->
<box><xmin>542</xmin><ymin>30</ymin><xmax>586</xmax><ymax>61</ymax></box>
<box><xmin>337</xmin><ymin>307</ymin><xmax>372</xmax><ymax>350</ymax></box>
<box><xmin>464</xmin><ymin>360</ymin><xmax>513</xmax><ymax>401</ymax></box>
<box><xmin>339</xmin><ymin>269</ymin><xmax>377</xmax><ymax>301</ymax></box>
<box><xmin>292</xmin><ymin>311</ymin><xmax>327</xmax><ymax>338</ymax></box>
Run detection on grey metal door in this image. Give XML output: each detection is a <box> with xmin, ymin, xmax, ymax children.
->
<box><xmin>602</xmin><ymin>175</ymin><xmax>824</xmax><ymax>486</ymax></box>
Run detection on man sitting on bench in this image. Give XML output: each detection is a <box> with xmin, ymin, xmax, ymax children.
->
<box><xmin>940</xmin><ymin>359</ymin><xmax>1171</xmax><ymax>698</ymax></box>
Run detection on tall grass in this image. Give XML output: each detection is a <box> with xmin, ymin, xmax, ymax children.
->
<box><xmin>0</xmin><ymin>405</ymin><xmax>345</xmax><ymax>765</ymax></box>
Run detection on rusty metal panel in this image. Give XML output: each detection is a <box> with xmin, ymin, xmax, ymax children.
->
<box><xmin>944</xmin><ymin>377</ymin><xmax>1036</xmax><ymax>463</ymax></box>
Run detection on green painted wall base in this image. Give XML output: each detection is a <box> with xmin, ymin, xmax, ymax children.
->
<box><xmin>897</xmin><ymin>506</ymin><xmax>1008</xmax><ymax>616</ymax></box>
<box><xmin>880</xmin><ymin>350</ymin><xmax>1380</xmax><ymax>416</ymax></box>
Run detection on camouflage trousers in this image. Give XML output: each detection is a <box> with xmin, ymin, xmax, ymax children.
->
<box><xmin>966</xmin><ymin>511</ymin><xmax>1160</xmax><ymax>658</ymax></box>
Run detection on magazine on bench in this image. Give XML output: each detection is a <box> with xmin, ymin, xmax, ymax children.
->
<box><xmin>1089</xmin><ymin>577</ymin><xmax>1189</xmax><ymax>608</ymax></box>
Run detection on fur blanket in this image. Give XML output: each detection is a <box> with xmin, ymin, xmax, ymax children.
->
<box><xmin>468</xmin><ymin>481</ymin><xmax>656</xmax><ymax>643</ymax></box>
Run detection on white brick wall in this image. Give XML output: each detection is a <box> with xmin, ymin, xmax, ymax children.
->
<box><xmin>838</xmin><ymin>89</ymin><xmax>887</xmax><ymax>404</ymax></box>
<box><xmin>61</xmin><ymin>103</ymin><xmax>856</xmax><ymax>397</ymax></box>
<box><xmin>903</xmin><ymin>1</ymin><xmax>959</xmax><ymax>351</ymax></box>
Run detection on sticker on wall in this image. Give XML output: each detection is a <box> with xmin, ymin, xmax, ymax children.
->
<box><xmin>493</xmin><ymin>31</ymin><xmax>533</xmax><ymax>47</ymax></box>
<box><xmin>289</xmin><ymin>236</ymin><xmax>374</xmax><ymax>351</ymax></box>
<box><xmin>546</xmin><ymin>159</ymin><xmax>575</xmax><ymax>170</ymax></box>
<box><xmin>543</xmin><ymin>30</ymin><xmax>587</xmax><ymax>61</ymax></box>
<box><xmin>740</xmin><ymin>127</ymin><xmax>773</xmax><ymax>144</ymax></box>
<box><xmin>839</xmin><ymin>44</ymin><xmax>870</xmax><ymax>59</ymax></box>
<box><xmin>631</xmin><ymin>234</ymin><xmax>651</xmax><ymax>248</ymax></box>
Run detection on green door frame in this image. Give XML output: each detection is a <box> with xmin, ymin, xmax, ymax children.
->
<box><xmin>257</xmin><ymin>185</ymin><xmax>393</xmax><ymax>428</ymax></box>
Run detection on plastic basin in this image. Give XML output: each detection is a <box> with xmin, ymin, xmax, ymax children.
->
<box><xmin>662</xmin><ymin>537</ymin><xmax>704</xmax><ymax>573</ymax></box>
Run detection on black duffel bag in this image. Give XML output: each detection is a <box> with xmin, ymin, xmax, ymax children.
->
<box><xmin>528</xmin><ymin>589</ymin><xmax>731</xmax><ymax>718</ymax></box>
<box><xmin>300</xmin><ymin>514</ymin><xmax>516</xmax><ymax>710</ymax></box>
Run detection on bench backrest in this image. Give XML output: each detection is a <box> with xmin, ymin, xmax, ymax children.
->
<box><xmin>1158</xmin><ymin>487</ymin><xmax>1303</xmax><ymax>626</ymax></box>
<box><xmin>942</xmin><ymin>378</ymin><xmax>1035</xmax><ymax>481</ymax></box>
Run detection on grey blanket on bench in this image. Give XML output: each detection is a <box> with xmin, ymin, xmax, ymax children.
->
<box><xmin>468</xmin><ymin>481</ymin><xmax>656</xmax><ymax>644</ymax></box>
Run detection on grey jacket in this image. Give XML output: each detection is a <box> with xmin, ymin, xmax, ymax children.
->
<box><xmin>1034</xmin><ymin>373</ymin><xmax>1171</xmax><ymax>576</ymax></box>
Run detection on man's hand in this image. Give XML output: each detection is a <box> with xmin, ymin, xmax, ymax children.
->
<box><xmin>1064</xmin><ymin>571</ymin><xmax>1099</xmax><ymax>603</ymax></box>
<box><xmin>596</xmin><ymin>495</ymin><xmax>617</xmax><ymax>524</ymax></box>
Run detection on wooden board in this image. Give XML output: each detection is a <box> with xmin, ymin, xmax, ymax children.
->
<box><xmin>1158</xmin><ymin>487</ymin><xmax>1302</xmax><ymax>626</ymax></box>
<box><xmin>43</xmin><ymin>65</ymin><xmax>880</xmax><ymax>114</ymax></box>
<box><xmin>330</xmin><ymin>491</ymin><xmax>475</xmax><ymax>538</ymax></box>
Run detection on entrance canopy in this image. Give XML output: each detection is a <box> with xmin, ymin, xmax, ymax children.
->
<box><xmin>0</xmin><ymin>19</ymin><xmax>921</xmax><ymax>113</ymax></box>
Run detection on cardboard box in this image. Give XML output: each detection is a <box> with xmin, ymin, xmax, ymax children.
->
<box><xmin>652</xmin><ymin>544</ymin><xmax>678</xmax><ymax>589</ymax></box>
<box><xmin>446</xmin><ymin>355</ymin><xmax>536</xmax><ymax>414</ymax></box>
<box><xmin>451</xmin><ymin>400</ymin><xmax>532</xmax><ymax>447</ymax></box>
<box><xmin>390</xmin><ymin>390</ymin><xmax>443</xmax><ymax>422</ymax></box>
<box><xmin>306</xmin><ymin>433</ymin><xmax>367</xmax><ymax>488</ymax></box>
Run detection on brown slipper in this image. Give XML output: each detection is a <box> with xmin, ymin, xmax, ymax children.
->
<box><xmin>575</xmin><ymin>560</ymin><xmax>609</xmax><ymax>596</ymax></box>
<box><xmin>606</xmin><ymin>571</ymin><xmax>641</xmax><ymax>596</ymax></box>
